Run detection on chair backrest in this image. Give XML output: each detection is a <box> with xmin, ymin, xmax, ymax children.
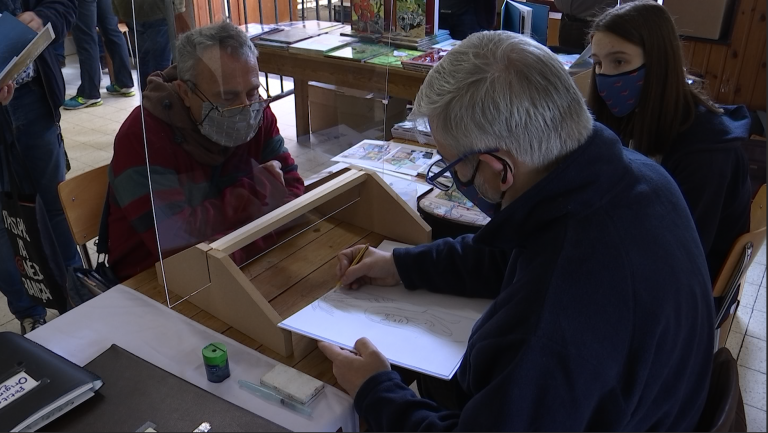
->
<box><xmin>713</xmin><ymin>227</ymin><xmax>767</xmax><ymax>298</ymax></box>
<box><xmin>751</xmin><ymin>184</ymin><xmax>766</xmax><ymax>232</ymax></box>
<box><xmin>695</xmin><ymin>347</ymin><xmax>747</xmax><ymax>432</ymax></box>
<box><xmin>57</xmin><ymin>165</ymin><xmax>109</xmax><ymax>247</ymax></box>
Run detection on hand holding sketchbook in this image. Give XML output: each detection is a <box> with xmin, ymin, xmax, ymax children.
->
<box><xmin>279</xmin><ymin>241</ymin><xmax>492</xmax><ymax>380</ymax></box>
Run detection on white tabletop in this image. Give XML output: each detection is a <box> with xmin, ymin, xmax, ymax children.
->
<box><xmin>26</xmin><ymin>286</ymin><xmax>358</xmax><ymax>432</ymax></box>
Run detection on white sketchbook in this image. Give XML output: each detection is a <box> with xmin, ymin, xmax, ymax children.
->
<box><xmin>278</xmin><ymin>241</ymin><xmax>492</xmax><ymax>380</ymax></box>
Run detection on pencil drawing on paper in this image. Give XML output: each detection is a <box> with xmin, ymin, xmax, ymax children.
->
<box><xmin>312</xmin><ymin>288</ymin><xmax>468</xmax><ymax>341</ymax></box>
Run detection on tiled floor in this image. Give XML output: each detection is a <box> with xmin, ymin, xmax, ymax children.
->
<box><xmin>0</xmin><ymin>54</ymin><xmax>767</xmax><ymax>431</ymax></box>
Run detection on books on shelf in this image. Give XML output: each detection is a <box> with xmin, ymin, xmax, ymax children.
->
<box><xmin>238</xmin><ymin>23</ymin><xmax>281</xmax><ymax>40</ymax></box>
<box><xmin>400</xmin><ymin>48</ymin><xmax>448</xmax><ymax>73</ymax></box>
<box><xmin>289</xmin><ymin>34</ymin><xmax>357</xmax><ymax>56</ymax></box>
<box><xmin>364</xmin><ymin>48</ymin><xmax>424</xmax><ymax>68</ymax></box>
<box><xmin>391</xmin><ymin>119</ymin><xmax>435</xmax><ymax>145</ymax></box>
<box><xmin>0</xmin><ymin>13</ymin><xmax>54</xmax><ymax>86</ymax></box>
<box><xmin>325</xmin><ymin>42</ymin><xmax>394</xmax><ymax>62</ymax></box>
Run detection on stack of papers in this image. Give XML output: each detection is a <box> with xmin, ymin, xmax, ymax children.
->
<box><xmin>279</xmin><ymin>241</ymin><xmax>492</xmax><ymax>379</ymax></box>
<box><xmin>289</xmin><ymin>34</ymin><xmax>357</xmax><ymax>56</ymax></box>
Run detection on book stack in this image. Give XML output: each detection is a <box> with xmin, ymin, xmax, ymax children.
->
<box><xmin>400</xmin><ymin>48</ymin><xmax>448</xmax><ymax>73</ymax></box>
<box><xmin>325</xmin><ymin>42</ymin><xmax>394</xmax><ymax>62</ymax></box>
<box><xmin>289</xmin><ymin>34</ymin><xmax>358</xmax><ymax>56</ymax></box>
<box><xmin>238</xmin><ymin>23</ymin><xmax>281</xmax><ymax>40</ymax></box>
<box><xmin>364</xmin><ymin>48</ymin><xmax>424</xmax><ymax>68</ymax></box>
<box><xmin>380</xmin><ymin>29</ymin><xmax>450</xmax><ymax>50</ymax></box>
<box><xmin>391</xmin><ymin>119</ymin><xmax>435</xmax><ymax>145</ymax></box>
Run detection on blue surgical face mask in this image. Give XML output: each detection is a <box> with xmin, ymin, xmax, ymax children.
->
<box><xmin>450</xmin><ymin>156</ymin><xmax>510</xmax><ymax>218</ymax></box>
<box><xmin>595</xmin><ymin>64</ymin><xmax>646</xmax><ymax>117</ymax></box>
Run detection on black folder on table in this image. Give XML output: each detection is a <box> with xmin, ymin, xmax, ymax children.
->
<box><xmin>0</xmin><ymin>332</ymin><xmax>103</xmax><ymax>432</ymax></box>
<box><xmin>44</xmin><ymin>344</ymin><xmax>289</xmax><ymax>432</ymax></box>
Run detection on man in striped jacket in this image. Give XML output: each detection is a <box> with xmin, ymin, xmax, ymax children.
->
<box><xmin>106</xmin><ymin>22</ymin><xmax>304</xmax><ymax>281</ymax></box>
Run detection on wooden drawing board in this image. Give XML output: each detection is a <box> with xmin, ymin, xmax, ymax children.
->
<box><xmin>160</xmin><ymin>168</ymin><xmax>432</xmax><ymax>357</ymax></box>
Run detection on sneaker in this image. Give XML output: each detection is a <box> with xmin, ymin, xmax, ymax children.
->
<box><xmin>102</xmin><ymin>67</ymin><xmax>109</xmax><ymax>75</ymax></box>
<box><xmin>106</xmin><ymin>84</ymin><xmax>136</xmax><ymax>97</ymax></box>
<box><xmin>20</xmin><ymin>316</ymin><xmax>46</xmax><ymax>335</ymax></box>
<box><xmin>63</xmin><ymin>96</ymin><xmax>103</xmax><ymax>110</ymax></box>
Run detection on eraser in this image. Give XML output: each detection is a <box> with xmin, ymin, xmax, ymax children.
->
<box><xmin>260</xmin><ymin>364</ymin><xmax>325</xmax><ymax>405</ymax></box>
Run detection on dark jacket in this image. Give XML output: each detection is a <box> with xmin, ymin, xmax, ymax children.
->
<box><xmin>661</xmin><ymin>104</ymin><xmax>751</xmax><ymax>283</ymax></box>
<box><xmin>21</xmin><ymin>0</ymin><xmax>75</xmax><ymax>124</ymax></box>
<box><xmin>355</xmin><ymin>123</ymin><xmax>715</xmax><ymax>431</ymax></box>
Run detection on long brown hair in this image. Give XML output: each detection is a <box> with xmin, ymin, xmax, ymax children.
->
<box><xmin>587</xmin><ymin>0</ymin><xmax>721</xmax><ymax>157</ymax></box>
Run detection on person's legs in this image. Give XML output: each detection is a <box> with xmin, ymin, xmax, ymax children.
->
<box><xmin>558</xmin><ymin>16</ymin><xmax>591</xmax><ymax>52</ymax></box>
<box><xmin>0</xmin><ymin>77</ymin><xmax>82</xmax><ymax>323</ymax></box>
<box><xmin>96</xmin><ymin>0</ymin><xmax>135</xmax><ymax>91</ymax></box>
<box><xmin>71</xmin><ymin>0</ymin><xmax>102</xmax><ymax>101</ymax></box>
<box><xmin>132</xmin><ymin>18</ymin><xmax>172</xmax><ymax>92</ymax></box>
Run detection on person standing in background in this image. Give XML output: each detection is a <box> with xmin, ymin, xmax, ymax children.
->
<box><xmin>438</xmin><ymin>0</ymin><xmax>497</xmax><ymax>41</ymax></box>
<box><xmin>0</xmin><ymin>0</ymin><xmax>83</xmax><ymax>334</ymax></box>
<box><xmin>63</xmin><ymin>0</ymin><xmax>135</xmax><ymax>109</ymax></box>
<box><xmin>112</xmin><ymin>0</ymin><xmax>185</xmax><ymax>92</ymax></box>
<box><xmin>554</xmin><ymin>0</ymin><xmax>617</xmax><ymax>51</ymax></box>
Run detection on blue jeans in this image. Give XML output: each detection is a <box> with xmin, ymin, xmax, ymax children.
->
<box><xmin>72</xmin><ymin>0</ymin><xmax>134</xmax><ymax>99</ymax></box>
<box><xmin>128</xmin><ymin>18</ymin><xmax>172</xmax><ymax>92</ymax></box>
<box><xmin>0</xmin><ymin>77</ymin><xmax>83</xmax><ymax>320</ymax></box>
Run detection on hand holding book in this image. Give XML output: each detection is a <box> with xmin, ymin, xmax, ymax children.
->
<box><xmin>0</xmin><ymin>82</ymin><xmax>13</xmax><ymax>105</ymax></box>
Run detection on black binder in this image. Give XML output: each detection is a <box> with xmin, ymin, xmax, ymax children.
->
<box><xmin>44</xmin><ymin>344</ymin><xmax>289</xmax><ymax>432</ymax></box>
<box><xmin>0</xmin><ymin>332</ymin><xmax>103</xmax><ymax>432</ymax></box>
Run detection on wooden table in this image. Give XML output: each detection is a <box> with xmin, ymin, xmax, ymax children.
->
<box><xmin>121</xmin><ymin>265</ymin><xmax>346</xmax><ymax>392</ymax></box>
<box><xmin>257</xmin><ymin>49</ymin><xmax>428</xmax><ymax>139</ymax></box>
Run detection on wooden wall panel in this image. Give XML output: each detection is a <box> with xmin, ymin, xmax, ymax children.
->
<box><xmin>750</xmin><ymin>47</ymin><xmax>767</xmax><ymax>109</ymax></box>
<box><xmin>190</xmin><ymin>0</ymin><xmax>298</xmax><ymax>27</ymax></box>
<box><xmin>733</xmin><ymin>1</ymin><xmax>767</xmax><ymax>105</ymax></box>
<box><xmin>716</xmin><ymin>0</ymin><xmax>758</xmax><ymax>103</ymax></box>
<box><xmin>682</xmin><ymin>0</ymin><xmax>766</xmax><ymax>111</ymax></box>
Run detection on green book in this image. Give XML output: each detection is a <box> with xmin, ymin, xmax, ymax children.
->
<box><xmin>324</xmin><ymin>43</ymin><xmax>393</xmax><ymax>62</ymax></box>
<box><xmin>365</xmin><ymin>49</ymin><xmax>425</xmax><ymax>68</ymax></box>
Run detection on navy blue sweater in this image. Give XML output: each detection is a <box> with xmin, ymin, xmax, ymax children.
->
<box><xmin>355</xmin><ymin>123</ymin><xmax>715</xmax><ymax>431</ymax></box>
<box><xmin>11</xmin><ymin>0</ymin><xmax>76</xmax><ymax>123</ymax></box>
<box><xmin>660</xmin><ymin>105</ymin><xmax>751</xmax><ymax>283</ymax></box>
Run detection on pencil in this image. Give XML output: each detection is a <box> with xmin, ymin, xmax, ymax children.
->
<box><xmin>335</xmin><ymin>243</ymin><xmax>370</xmax><ymax>289</ymax></box>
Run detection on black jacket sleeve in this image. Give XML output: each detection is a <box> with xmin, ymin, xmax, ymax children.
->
<box><xmin>392</xmin><ymin>235</ymin><xmax>509</xmax><ymax>299</ymax></box>
<box><xmin>30</xmin><ymin>0</ymin><xmax>76</xmax><ymax>41</ymax></box>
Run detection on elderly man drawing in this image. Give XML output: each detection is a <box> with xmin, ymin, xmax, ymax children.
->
<box><xmin>318</xmin><ymin>31</ymin><xmax>715</xmax><ymax>430</ymax></box>
<box><xmin>106</xmin><ymin>22</ymin><xmax>303</xmax><ymax>281</ymax></box>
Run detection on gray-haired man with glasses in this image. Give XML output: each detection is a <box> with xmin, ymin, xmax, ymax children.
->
<box><xmin>104</xmin><ymin>21</ymin><xmax>304</xmax><ymax>281</ymax></box>
<box><xmin>318</xmin><ymin>31</ymin><xmax>714</xmax><ymax>431</ymax></box>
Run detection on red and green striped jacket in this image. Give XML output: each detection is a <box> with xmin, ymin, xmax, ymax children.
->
<box><xmin>106</xmin><ymin>105</ymin><xmax>304</xmax><ymax>281</ymax></box>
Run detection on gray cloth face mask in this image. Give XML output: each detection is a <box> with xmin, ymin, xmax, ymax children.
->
<box><xmin>197</xmin><ymin>101</ymin><xmax>265</xmax><ymax>147</ymax></box>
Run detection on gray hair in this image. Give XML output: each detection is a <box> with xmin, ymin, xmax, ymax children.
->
<box><xmin>411</xmin><ymin>31</ymin><xmax>593</xmax><ymax>167</ymax></box>
<box><xmin>176</xmin><ymin>21</ymin><xmax>258</xmax><ymax>82</ymax></box>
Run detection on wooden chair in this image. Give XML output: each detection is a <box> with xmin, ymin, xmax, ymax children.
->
<box><xmin>695</xmin><ymin>347</ymin><xmax>747</xmax><ymax>432</ymax></box>
<box><xmin>713</xmin><ymin>184</ymin><xmax>767</xmax><ymax>349</ymax></box>
<box><xmin>58</xmin><ymin>165</ymin><xmax>110</xmax><ymax>269</ymax></box>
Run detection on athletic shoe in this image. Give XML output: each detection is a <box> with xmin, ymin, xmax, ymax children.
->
<box><xmin>20</xmin><ymin>316</ymin><xmax>46</xmax><ymax>335</ymax></box>
<box><xmin>106</xmin><ymin>84</ymin><xmax>136</xmax><ymax>97</ymax></box>
<box><xmin>63</xmin><ymin>96</ymin><xmax>103</xmax><ymax>110</ymax></box>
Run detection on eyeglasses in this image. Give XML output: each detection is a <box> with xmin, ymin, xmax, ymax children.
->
<box><xmin>189</xmin><ymin>81</ymin><xmax>272</xmax><ymax>121</ymax></box>
<box><xmin>426</xmin><ymin>149</ymin><xmax>502</xmax><ymax>191</ymax></box>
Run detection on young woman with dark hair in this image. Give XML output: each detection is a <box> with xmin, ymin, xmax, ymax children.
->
<box><xmin>588</xmin><ymin>0</ymin><xmax>752</xmax><ymax>283</ymax></box>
